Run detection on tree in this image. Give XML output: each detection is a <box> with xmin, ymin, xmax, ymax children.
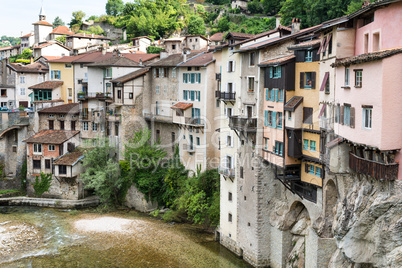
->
<box><xmin>21</xmin><ymin>49</ymin><xmax>32</xmax><ymax>59</ymax></box>
<box><xmin>346</xmin><ymin>0</ymin><xmax>373</xmax><ymax>14</ymax></box>
<box><xmin>52</xmin><ymin>16</ymin><xmax>65</xmax><ymax>28</ymax></box>
<box><xmin>247</xmin><ymin>0</ymin><xmax>263</xmax><ymax>14</ymax></box>
<box><xmin>106</xmin><ymin>0</ymin><xmax>125</xmax><ymax>16</ymax></box>
<box><xmin>262</xmin><ymin>0</ymin><xmax>281</xmax><ymax>16</ymax></box>
<box><xmin>279</xmin><ymin>0</ymin><xmax>307</xmax><ymax>28</ymax></box>
<box><xmin>88</xmin><ymin>25</ymin><xmax>104</xmax><ymax>35</ymax></box>
<box><xmin>55</xmin><ymin>35</ymin><xmax>67</xmax><ymax>44</ymax></box>
<box><xmin>187</xmin><ymin>15</ymin><xmax>206</xmax><ymax>35</ymax></box>
<box><xmin>69</xmin><ymin>10</ymin><xmax>86</xmax><ymax>28</ymax></box>
<box><xmin>33</xmin><ymin>172</ymin><xmax>52</xmax><ymax>197</ymax></box>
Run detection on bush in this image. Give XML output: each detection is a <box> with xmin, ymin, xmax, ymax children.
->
<box><xmin>33</xmin><ymin>172</ymin><xmax>52</xmax><ymax>197</ymax></box>
<box><xmin>147</xmin><ymin>46</ymin><xmax>164</xmax><ymax>54</ymax></box>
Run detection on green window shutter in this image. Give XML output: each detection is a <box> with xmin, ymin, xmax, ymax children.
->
<box><xmin>274</xmin><ymin>89</ymin><xmax>278</xmax><ymax>102</ymax></box>
<box><xmin>278</xmin><ymin>66</ymin><xmax>281</xmax><ymax>78</ymax></box>
<box><xmin>103</xmin><ymin>69</ymin><xmax>106</xmax><ymax>78</ymax></box>
<box><xmin>265</xmin><ymin>110</ymin><xmax>268</xmax><ymax>126</ymax></box>
<box><xmin>269</xmin><ymin>67</ymin><xmax>273</xmax><ymax>78</ymax></box>
<box><xmin>265</xmin><ymin>89</ymin><xmax>268</xmax><ymax>101</ymax></box>
<box><xmin>198</xmin><ymin>73</ymin><xmax>201</xmax><ymax>83</ymax></box>
<box><xmin>183</xmin><ymin>90</ymin><xmax>187</xmax><ymax>100</ymax></box>
<box><xmin>300</xmin><ymin>72</ymin><xmax>304</xmax><ymax>89</ymax></box>
<box><xmin>190</xmin><ymin>91</ymin><xmax>195</xmax><ymax>101</ymax></box>
<box><xmin>272</xmin><ymin>111</ymin><xmax>277</xmax><ymax>128</ymax></box>
<box><xmin>191</xmin><ymin>73</ymin><xmax>195</xmax><ymax>83</ymax></box>
<box><xmin>197</xmin><ymin>91</ymin><xmax>200</xmax><ymax>101</ymax></box>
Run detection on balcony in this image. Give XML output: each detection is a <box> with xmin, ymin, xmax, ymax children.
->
<box><xmin>182</xmin><ymin>143</ymin><xmax>195</xmax><ymax>153</ymax></box>
<box><xmin>319</xmin><ymin>117</ymin><xmax>332</xmax><ymax>130</ymax></box>
<box><xmin>216</xmin><ymin>91</ymin><xmax>236</xmax><ymax>101</ymax></box>
<box><xmin>349</xmin><ymin>152</ymin><xmax>399</xmax><ymax>181</ymax></box>
<box><xmin>185</xmin><ymin>117</ymin><xmax>204</xmax><ymax>127</ymax></box>
<box><xmin>229</xmin><ymin>116</ymin><xmax>257</xmax><ymax>133</ymax></box>
<box><xmin>78</xmin><ymin>92</ymin><xmax>112</xmax><ymax>100</ymax></box>
<box><xmin>219</xmin><ymin>167</ymin><xmax>235</xmax><ymax>178</ymax></box>
<box><xmin>107</xmin><ymin>113</ymin><xmax>121</xmax><ymax>122</ymax></box>
<box><xmin>143</xmin><ymin>113</ymin><xmax>173</xmax><ymax>123</ymax></box>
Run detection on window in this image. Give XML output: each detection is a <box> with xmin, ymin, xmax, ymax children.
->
<box><xmin>49</xmin><ymin>120</ymin><xmax>54</xmax><ymax>130</ymax></box>
<box><xmin>172</xmin><ymin>68</ymin><xmax>176</xmax><ymax>78</ymax></box>
<box><xmin>49</xmin><ymin>145</ymin><xmax>55</xmax><ymax>151</ymax></box>
<box><xmin>156</xmin><ymin>86</ymin><xmax>160</xmax><ymax>94</ymax></box>
<box><xmin>52</xmin><ymin>70</ymin><xmax>61</xmax><ymax>80</ymax></box>
<box><xmin>155</xmin><ymin>68</ymin><xmax>160</xmax><ymax>78</ymax></box>
<box><xmin>227</xmin><ymin>135</ymin><xmax>232</xmax><ymax>147</ymax></box>
<box><xmin>115</xmin><ymin>123</ymin><xmax>119</xmax><ymax>136</ymax></box>
<box><xmin>310</xmin><ymin>141</ymin><xmax>316</xmax><ymax>151</ymax></box>
<box><xmin>196</xmin><ymin>137</ymin><xmax>200</xmax><ymax>146</ymax></box>
<box><xmin>344</xmin><ymin>67</ymin><xmax>350</xmax><ymax>86</ymax></box>
<box><xmin>129</xmin><ymin>93</ymin><xmax>133</xmax><ymax>99</ymax></box>
<box><xmin>228</xmin><ymin>61</ymin><xmax>234</xmax><ymax>72</ymax></box>
<box><xmin>355</xmin><ymin>70</ymin><xmax>362</xmax><ymax>87</ymax></box>
<box><xmin>93</xmin><ymin>123</ymin><xmax>98</xmax><ymax>131</ymax></box>
<box><xmin>33</xmin><ymin>143</ymin><xmax>42</xmax><ymax>154</ymax></box>
<box><xmin>71</xmin><ymin>121</ymin><xmax>76</xmax><ymax>131</ymax></box>
<box><xmin>1</xmin><ymin>89</ymin><xmax>6</xmax><ymax>97</ymax></box>
<box><xmin>288</xmin><ymin>111</ymin><xmax>292</xmax><ymax>120</ymax></box>
<box><xmin>274</xmin><ymin>141</ymin><xmax>283</xmax><ymax>156</ymax></box>
<box><xmin>277</xmin><ymin>89</ymin><xmax>283</xmax><ymax>102</ymax></box>
<box><xmin>104</xmin><ymin>68</ymin><xmax>112</xmax><ymax>78</ymax></box>
<box><xmin>248</xmin><ymin>77</ymin><xmax>254</xmax><ymax>92</ymax></box>
<box><xmin>249</xmin><ymin>52</ymin><xmax>255</xmax><ymax>66</ymax></box>
<box><xmin>20</xmin><ymin>88</ymin><xmax>25</xmax><ymax>95</ymax></box>
<box><xmin>303</xmin><ymin>107</ymin><xmax>313</xmax><ymax>124</ymax></box>
<box><xmin>270</xmin><ymin>66</ymin><xmax>281</xmax><ymax>78</ymax></box>
<box><xmin>277</xmin><ymin>112</ymin><xmax>282</xmax><ymax>129</ymax></box>
<box><xmin>362</xmin><ymin>107</ymin><xmax>372</xmax><ymax>129</ymax></box>
<box><xmin>59</xmin><ymin>165</ymin><xmax>67</xmax><ymax>175</ymax></box>
<box><xmin>303</xmin><ymin>139</ymin><xmax>309</xmax><ymax>150</ymax></box>
<box><xmin>325</xmin><ymin>76</ymin><xmax>330</xmax><ymax>94</ymax></box>
<box><xmin>45</xmin><ymin>159</ymin><xmax>51</xmax><ymax>169</ymax></box>
<box><xmin>172</xmin><ymin>44</ymin><xmax>176</xmax><ymax>50</ymax></box>
<box><xmin>20</xmin><ymin>76</ymin><xmax>25</xmax><ymax>84</ymax></box>
<box><xmin>228</xmin><ymin>213</ymin><xmax>232</xmax><ymax>222</ymax></box>
<box><xmin>60</xmin><ymin>120</ymin><xmax>64</xmax><ymax>130</ymax></box>
<box><xmin>33</xmin><ymin>160</ymin><xmax>41</xmax><ymax>169</ymax></box>
<box><xmin>187</xmin><ymin>67</ymin><xmax>192</xmax><ymax>71</ymax></box>
<box><xmin>264</xmin><ymin>138</ymin><xmax>268</xmax><ymax>150</ymax></box>
<box><xmin>68</xmin><ymin>88</ymin><xmax>72</xmax><ymax>98</ymax></box>
<box><xmin>155</xmin><ymin>101</ymin><xmax>160</xmax><ymax>115</ymax></box>
<box><xmin>106</xmin><ymin>83</ymin><xmax>111</xmax><ymax>93</ymax></box>
<box><xmin>171</xmin><ymin>132</ymin><xmax>176</xmax><ymax>152</ymax></box>
<box><xmin>344</xmin><ymin>105</ymin><xmax>351</xmax><ymax>126</ymax></box>
<box><xmin>305</xmin><ymin>50</ymin><xmax>313</xmax><ymax>62</ymax></box>
<box><xmin>304</xmin><ymin>72</ymin><xmax>313</xmax><ymax>88</ymax></box>
<box><xmin>373</xmin><ymin>32</ymin><xmax>380</xmax><ymax>52</ymax></box>
<box><xmin>117</xmin><ymin>90</ymin><xmax>121</xmax><ymax>99</ymax></box>
<box><xmin>315</xmin><ymin>167</ymin><xmax>322</xmax><ymax>177</ymax></box>
<box><xmin>228</xmin><ymin>192</ymin><xmax>232</xmax><ymax>201</ymax></box>
<box><xmin>65</xmin><ymin>64</ymin><xmax>72</xmax><ymax>68</ymax></box>
<box><xmin>309</xmin><ymin>165</ymin><xmax>315</xmax><ymax>175</ymax></box>
<box><xmin>226</xmin><ymin>107</ymin><xmax>232</xmax><ymax>118</ymax></box>
<box><xmin>83</xmin><ymin>122</ymin><xmax>88</xmax><ymax>131</ymax></box>
<box><xmin>364</xmin><ymin>33</ymin><xmax>369</xmax><ymax>54</ymax></box>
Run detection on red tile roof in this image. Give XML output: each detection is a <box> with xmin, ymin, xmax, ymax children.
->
<box><xmin>24</xmin><ymin>130</ymin><xmax>79</xmax><ymax>144</ymax></box>
<box><xmin>210</xmin><ymin>33</ymin><xmax>225</xmax><ymax>42</ymax></box>
<box><xmin>32</xmin><ymin>21</ymin><xmax>53</xmax><ymax>26</ymax></box>
<box><xmin>86</xmin><ymin>56</ymin><xmax>140</xmax><ymax>67</ymax></box>
<box><xmin>48</xmin><ymin>54</ymin><xmax>87</xmax><ymax>63</ymax></box>
<box><xmin>227</xmin><ymin>32</ymin><xmax>255</xmax><ymax>39</ymax></box>
<box><xmin>53</xmin><ymin>150</ymin><xmax>84</xmax><ymax>166</ymax></box>
<box><xmin>284</xmin><ymin>96</ymin><xmax>303</xmax><ymax>112</ymax></box>
<box><xmin>0</xmin><ymin>46</ymin><xmax>14</xmax><ymax>51</ymax></box>
<box><xmin>111</xmin><ymin>67</ymin><xmax>150</xmax><ymax>83</ymax></box>
<box><xmin>28</xmin><ymin>81</ymin><xmax>63</xmax><ymax>90</ymax></box>
<box><xmin>259</xmin><ymin>54</ymin><xmax>295</xmax><ymax>67</ymax></box>
<box><xmin>38</xmin><ymin>56</ymin><xmax>62</xmax><ymax>62</ymax></box>
<box><xmin>51</xmin><ymin>26</ymin><xmax>74</xmax><ymax>36</ymax></box>
<box><xmin>21</xmin><ymin>33</ymin><xmax>33</xmax><ymax>38</ymax></box>
<box><xmin>150</xmin><ymin>51</ymin><xmax>203</xmax><ymax>67</ymax></box>
<box><xmin>331</xmin><ymin>47</ymin><xmax>402</xmax><ymax>67</ymax></box>
<box><xmin>68</xmin><ymin>33</ymin><xmax>110</xmax><ymax>40</ymax></box>
<box><xmin>171</xmin><ymin>102</ymin><xmax>193</xmax><ymax>110</ymax></box>
<box><xmin>179</xmin><ymin>52</ymin><xmax>214</xmax><ymax>67</ymax></box>
<box><xmin>8</xmin><ymin>62</ymin><xmax>49</xmax><ymax>73</ymax></box>
<box><xmin>38</xmin><ymin>103</ymin><xmax>79</xmax><ymax>114</ymax></box>
<box><xmin>33</xmin><ymin>41</ymin><xmax>71</xmax><ymax>51</ymax></box>
<box><xmin>72</xmin><ymin>51</ymin><xmax>114</xmax><ymax>63</ymax></box>
<box><xmin>122</xmin><ymin>53</ymin><xmax>159</xmax><ymax>63</ymax></box>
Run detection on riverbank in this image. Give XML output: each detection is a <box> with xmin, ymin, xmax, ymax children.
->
<box><xmin>0</xmin><ymin>196</ymin><xmax>99</xmax><ymax>208</ymax></box>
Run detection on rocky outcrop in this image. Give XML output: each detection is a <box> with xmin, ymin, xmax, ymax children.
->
<box><xmin>331</xmin><ymin>177</ymin><xmax>402</xmax><ymax>267</ymax></box>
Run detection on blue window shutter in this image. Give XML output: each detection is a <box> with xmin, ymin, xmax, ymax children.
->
<box><xmin>269</xmin><ymin>67</ymin><xmax>273</xmax><ymax>78</ymax></box>
<box><xmin>272</xmin><ymin>111</ymin><xmax>277</xmax><ymax>128</ymax></box>
<box><xmin>278</xmin><ymin>66</ymin><xmax>281</xmax><ymax>78</ymax></box>
<box><xmin>274</xmin><ymin>89</ymin><xmax>278</xmax><ymax>102</ymax></box>
<box><xmin>197</xmin><ymin>91</ymin><xmax>200</xmax><ymax>101</ymax></box>
<box><xmin>265</xmin><ymin>110</ymin><xmax>268</xmax><ymax>126</ymax></box>
<box><xmin>183</xmin><ymin>90</ymin><xmax>187</xmax><ymax>100</ymax></box>
<box><xmin>270</xmin><ymin>89</ymin><xmax>274</xmax><ymax>101</ymax></box>
<box><xmin>51</xmin><ymin>70</ymin><xmax>54</xmax><ymax>80</ymax></box>
<box><xmin>265</xmin><ymin>89</ymin><xmax>268</xmax><ymax>101</ymax></box>
<box><xmin>191</xmin><ymin>73</ymin><xmax>195</xmax><ymax>83</ymax></box>
<box><xmin>192</xmin><ymin>108</ymin><xmax>194</xmax><ymax>118</ymax></box>
<box><xmin>198</xmin><ymin>73</ymin><xmax>201</xmax><ymax>83</ymax></box>
<box><xmin>190</xmin><ymin>91</ymin><xmax>194</xmax><ymax>101</ymax></box>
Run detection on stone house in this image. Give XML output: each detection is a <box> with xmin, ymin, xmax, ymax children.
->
<box><xmin>20</xmin><ymin>33</ymin><xmax>35</xmax><ymax>50</ymax></box>
<box><xmin>65</xmin><ymin>33</ymin><xmax>110</xmax><ymax>51</ymax></box>
<box><xmin>32</xmin><ymin>41</ymin><xmax>71</xmax><ymax>59</ymax></box>
<box><xmin>0</xmin><ymin>46</ymin><xmax>19</xmax><ymax>60</ymax></box>
<box><xmin>132</xmin><ymin>36</ymin><xmax>152</xmax><ymax>53</ymax></box>
<box><xmin>28</xmin><ymin>81</ymin><xmax>63</xmax><ymax>103</ymax></box>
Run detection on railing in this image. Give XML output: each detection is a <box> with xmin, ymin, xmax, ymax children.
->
<box><xmin>182</xmin><ymin>143</ymin><xmax>195</xmax><ymax>152</ymax></box>
<box><xmin>229</xmin><ymin>116</ymin><xmax>257</xmax><ymax>132</ymax></box>
<box><xmin>216</xmin><ymin>73</ymin><xmax>221</xmax><ymax>80</ymax></box>
<box><xmin>78</xmin><ymin>92</ymin><xmax>112</xmax><ymax>100</ymax></box>
<box><xmin>185</xmin><ymin>117</ymin><xmax>204</xmax><ymax>126</ymax></box>
<box><xmin>216</xmin><ymin>91</ymin><xmax>236</xmax><ymax>101</ymax></box>
<box><xmin>349</xmin><ymin>152</ymin><xmax>399</xmax><ymax>181</ymax></box>
<box><xmin>218</xmin><ymin>167</ymin><xmax>235</xmax><ymax>178</ymax></box>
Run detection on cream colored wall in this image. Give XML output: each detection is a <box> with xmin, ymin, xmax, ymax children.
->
<box><xmin>301</xmin><ymin>162</ymin><xmax>323</xmax><ymax>187</ymax></box>
<box><xmin>49</xmin><ymin>62</ymin><xmax>74</xmax><ymax>103</ymax></box>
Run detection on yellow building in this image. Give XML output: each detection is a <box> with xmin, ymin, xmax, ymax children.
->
<box><xmin>48</xmin><ymin>56</ymin><xmax>77</xmax><ymax>103</ymax></box>
<box><xmin>288</xmin><ymin>39</ymin><xmax>323</xmax><ymax>188</ymax></box>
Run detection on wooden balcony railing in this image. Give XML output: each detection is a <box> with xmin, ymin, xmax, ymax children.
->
<box><xmin>215</xmin><ymin>91</ymin><xmax>236</xmax><ymax>101</ymax></box>
<box><xmin>229</xmin><ymin>116</ymin><xmax>257</xmax><ymax>132</ymax></box>
<box><xmin>349</xmin><ymin>152</ymin><xmax>399</xmax><ymax>181</ymax></box>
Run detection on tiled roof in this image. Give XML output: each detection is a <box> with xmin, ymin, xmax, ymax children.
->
<box><xmin>179</xmin><ymin>52</ymin><xmax>214</xmax><ymax>67</ymax></box>
<box><xmin>227</xmin><ymin>32</ymin><xmax>255</xmax><ymax>39</ymax></box>
<box><xmin>132</xmin><ymin>36</ymin><xmax>153</xmax><ymax>41</ymax></box>
<box><xmin>171</xmin><ymin>102</ymin><xmax>193</xmax><ymax>110</ymax></box>
<box><xmin>0</xmin><ymin>46</ymin><xmax>14</xmax><ymax>51</ymax></box>
<box><xmin>72</xmin><ymin>51</ymin><xmax>114</xmax><ymax>63</ymax></box>
<box><xmin>28</xmin><ymin>81</ymin><xmax>63</xmax><ymax>90</ymax></box>
<box><xmin>331</xmin><ymin>48</ymin><xmax>402</xmax><ymax>67</ymax></box>
<box><xmin>284</xmin><ymin>96</ymin><xmax>303</xmax><ymax>112</ymax></box>
<box><xmin>38</xmin><ymin>56</ymin><xmax>62</xmax><ymax>62</ymax></box>
<box><xmin>210</xmin><ymin>33</ymin><xmax>225</xmax><ymax>42</ymax></box>
<box><xmin>38</xmin><ymin>103</ymin><xmax>79</xmax><ymax>114</ymax></box>
<box><xmin>111</xmin><ymin>67</ymin><xmax>150</xmax><ymax>83</ymax></box>
<box><xmin>68</xmin><ymin>33</ymin><xmax>110</xmax><ymax>40</ymax></box>
<box><xmin>21</xmin><ymin>33</ymin><xmax>33</xmax><ymax>38</ymax></box>
<box><xmin>164</xmin><ymin>37</ymin><xmax>185</xmax><ymax>42</ymax></box>
<box><xmin>259</xmin><ymin>54</ymin><xmax>295</xmax><ymax>67</ymax></box>
<box><xmin>122</xmin><ymin>53</ymin><xmax>159</xmax><ymax>64</ymax></box>
<box><xmin>32</xmin><ymin>41</ymin><xmax>71</xmax><ymax>51</ymax></box>
<box><xmin>288</xmin><ymin>39</ymin><xmax>321</xmax><ymax>49</ymax></box>
<box><xmin>149</xmin><ymin>51</ymin><xmax>203</xmax><ymax>67</ymax></box>
<box><xmin>86</xmin><ymin>56</ymin><xmax>140</xmax><ymax>67</ymax></box>
<box><xmin>24</xmin><ymin>130</ymin><xmax>80</xmax><ymax>144</ymax></box>
<box><xmin>48</xmin><ymin>54</ymin><xmax>87</xmax><ymax>63</ymax></box>
<box><xmin>9</xmin><ymin>62</ymin><xmax>48</xmax><ymax>73</ymax></box>
<box><xmin>51</xmin><ymin>26</ymin><xmax>74</xmax><ymax>36</ymax></box>
<box><xmin>53</xmin><ymin>150</ymin><xmax>84</xmax><ymax>166</ymax></box>
<box><xmin>32</xmin><ymin>20</ymin><xmax>53</xmax><ymax>26</ymax></box>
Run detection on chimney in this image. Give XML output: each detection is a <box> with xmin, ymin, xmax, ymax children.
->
<box><xmin>83</xmin><ymin>32</ymin><xmax>86</xmax><ymax>37</ymax></box>
<box><xmin>30</xmin><ymin>57</ymin><xmax>34</xmax><ymax>64</ymax></box>
<box><xmin>291</xmin><ymin>18</ymin><xmax>301</xmax><ymax>34</ymax></box>
<box><xmin>275</xmin><ymin>15</ymin><xmax>281</xmax><ymax>28</ymax></box>
<box><xmin>139</xmin><ymin>58</ymin><xmax>143</xmax><ymax>66</ymax></box>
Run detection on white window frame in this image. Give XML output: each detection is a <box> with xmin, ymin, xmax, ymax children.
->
<box><xmin>83</xmin><ymin>122</ymin><xmax>88</xmax><ymax>131</ymax></box>
<box><xmin>48</xmin><ymin>144</ymin><xmax>55</xmax><ymax>151</ymax></box>
<box><xmin>33</xmin><ymin>143</ymin><xmax>42</xmax><ymax>155</ymax></box>
<box><xmin>345</xmin><ymin>67</ymin><xmax>349</xmax><ymax>86</ymax></box>
<box><xmin>247</xmin><ymin>76</ymin><xmax>255</xmax><ymax>92</ymax></box>
<box><xmin>362</xmin><ymin>107</ymin><xmax>372</xmax><ymax>129</ymax></box>
<box><xmin>20</xmin><ymin>88</ymin><xmax>25</xmax><ymax>95</ymax></box>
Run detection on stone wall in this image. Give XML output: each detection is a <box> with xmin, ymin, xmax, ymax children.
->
<box><xmin>124</xmin><ymin>184</ymin><xmax>157</xmax><ymax>212</ymax></box>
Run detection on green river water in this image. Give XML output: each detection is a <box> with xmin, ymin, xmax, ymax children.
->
<box><xmin>0</xmin><ymin>206</ymin><xmax>251</xmax><ymax>267</ymax></box>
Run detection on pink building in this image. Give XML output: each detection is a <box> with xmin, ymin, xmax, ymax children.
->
<box><xmin>332</xmin><ymin>1</ymin><xmax>402</xmax><ymax>180</ymax></box>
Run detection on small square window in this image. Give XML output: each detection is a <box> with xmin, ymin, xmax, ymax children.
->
<box><xmin>228</xmin><ymin>192</ymin><xmax>232</xmax><ymax>201</ymax></box>
<box><xmin>228</xmin><ymin>213</ymin><xmax>232</xmax><ymax>222</ymax></box>
<box><xmin>49</xmin><ymin>144</ymin><xmax>55</xmax><ymax>151</ymax></box>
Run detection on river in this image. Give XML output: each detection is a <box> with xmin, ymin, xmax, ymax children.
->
<box><xmin>0</xmin><ymin>206</ymin><xmax>251</xmax><ymax>267</ymax></box>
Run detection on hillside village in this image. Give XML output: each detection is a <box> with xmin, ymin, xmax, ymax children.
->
<box><xmin>0</xmin><ymin>0</ymin><xmax>401</xmax><ymax>267</ymax></box>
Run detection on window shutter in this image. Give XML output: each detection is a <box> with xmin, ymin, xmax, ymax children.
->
<box><xmin>340</xmin><ymin>105</ymin><xmax>344</xmax><ymax>125</ymax></box>
<box><xmin>265</xmin><ymin>88</ymin><xmax>268</xmax><ymax>101</ymax></box>
<box><xmin>317</xmin><ymin>37</ymin><xmax>326</xmax><ymax>54</ymax></box>
<box><xmin>272</xmin><ymin>111</ymin><xmax>277</xmax><ymax>128</ymax></box>
<box><xmin>198</xmin><ymin>73</ymin><xmax>201</xmax><ymax>83</ymax></box>
<box><xmin>300</xmin><ymin>72</ymin><xmax>304</xmax><ymax>88</ymax></box>
<box><xmin>51</xmin><ymin>70</ymin><xmax>54</xmax><ymax>80</ymax></box>
<box><xmin>320</xmin><ymin>72</ymin><xmax>329</xmax><ymax>91</ymax></box>
<box><xmin>274</xmin><ymin>89</ymin><xmax>278</xmax><ymax>102</ymax></box>
<box><xmin>269</xmin><ymin>67</ymin><xmax>273</xmax><ymax>78</ymax></box>
<box><xmin>227</xmin><ymin>61</ymin><xmax>229</xmax><ymax>72</ymax></box>
<box><xmin>197</xmin><ymin>91</ymin><xmax>201</xmax><ymax>101</ymax></box>
<box><xmin>278</xmin><ymin>66</ymin><xmax>282</xmax><ymax>78</ymax></box>
<box><xmin>265</xmin><ymin>110</ymin><xmax>268</xmax><ymax>126</ymax></box>
<box><xmin>311</xmin><ymin>72</ymin><xmax>316</xmax><ymax>89</ymax></box>
<box><xmin>305</xmin><ymin>163</ymin><xmax>309</xmax><ymax>173</ymax></box>
<box><xmin>350</xmin><ymin>107</ymin><xmax>355</xmax><ymax>128</ymax></box>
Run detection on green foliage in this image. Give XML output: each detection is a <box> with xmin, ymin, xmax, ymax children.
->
<box><xmin>187</xmin><ymin>15</ymin><xmax>206</xmax><ymax>35</ymax></box>
<box><xmin>20</xmin><ymin>160</ymin><xmax>27</xmax><ymax>190</ymax></box>
<box><xmin>106</xmin><ymin>0</ymin><xmax>125</xmax><ymax>16</ymax></box>
<box><xmin>247</xmin><ymin>0</ymin><xmax>264</xmax><ymax>14</ymax></box>
<box><xmin>87</xmin><ymin>25</ymin><xmax>105</xmax><ymax>35</ymax></box>
<box><xmin>346</xmin><ymin>0</ymin><xmax>374</xmax><ymax>14</ymax></box>
<box><xmin>0</xmin><ymin>189</ymin><xmax>20</xmax><ymax>195</ymax></box>
<box><xmin>21</xmin><ymin>49</ymin><xmax>32</xmax><ymax>59</ymax></box>
<box><xmin>206</xmin><ymin>0</ymin><xmax>230</xmax><ymax>5</ymax></box>
<box><xmin>0</xmin><ymin>160</ymin><xmax>5</xmax><ymax>179</ymax></box>
<box><xmin>0</xmin><ymin>36</ymin><xmax>20</xmax><ymax>46</ymax></box>
<box><xmin>214</xmin><ymin>15</ymin><xmax>275</xmax><ymax>35</ymax></box>
<box><xmin>80</xmin><ymin>140</ymin><xmax>125</xmax><ymax>206</ymax></box>
<box><xmin>52</xmin><ymin>16</ymin><xmax>65</xmax><ymax>28</ymax></box>
<box><xmin>262</xmin><ymin>0</ymin><xmax>281</xmax><ymax>16</ymax></box>
<box><xmin>55</xmin><ymin>35</ymin><xmax>67</xmax><ymax>44</ymax></box>
<box><xmin>69</xmin><ymin>10</ymin><xmax>86</xmax><ymax>29</ymax></box>
<box><xmin>33</xmin><ymin>172</ymin><xmax>52</xmax><ymax>197</ymax></box>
